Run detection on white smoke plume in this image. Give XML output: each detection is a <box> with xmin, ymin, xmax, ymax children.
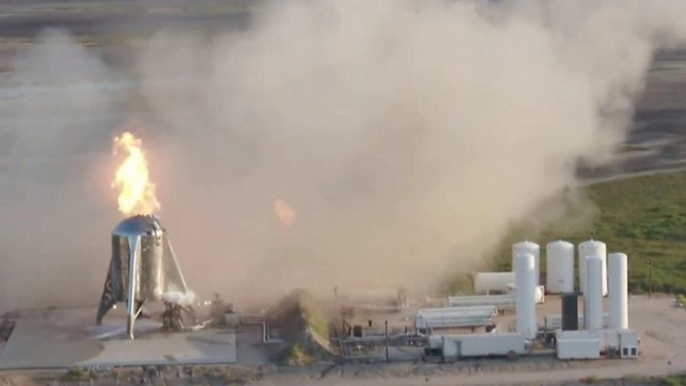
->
<box><xmin>1</xmin><ymin>0</ymin><xmax>686</xmax><ymax>310</ymax></box>
<box><xmin>161</xmin><ymin>290</ymin><xmax>197</xmax><ymax>307</ymax></box>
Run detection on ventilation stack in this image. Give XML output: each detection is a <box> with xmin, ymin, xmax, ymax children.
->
<box><xmin>584</xmin><ymin>256</ymin><xmax>604</xmax><ymax>330</ymax></box>
<box><xmin>515</xmin><ymin>253</ymin><xmax>537</xmax><ymax>339</ymax></box>
<box><xmin>609</xmin><ymin>253</ymin><xmax>629</xmax><ymax>329</ymax></box>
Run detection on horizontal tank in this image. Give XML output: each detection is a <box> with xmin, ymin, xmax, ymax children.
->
<box><xmin>513</xmin><ymin>241</ymin><xmax>540</xmax><ymax>286</ymax></box>
<box><xmin>506</xmin><ymin>284</ymin><xmax>545</xmax><ymax>304</ymax></box>
<box><xmin>546</xmin><ymin>240</ymin><xmax>574</xmax><ymax>293</ymax></box>
<box><xmin>578</xmin><ymin>240</ymin><xmax>607</xmax><ymax>296</ymax></box>
<box><xmin>418</xmin><ymin>305</ymin><xmax>497</xmax><ymax>316</ymax></box>
<box><xmin>415</xmin><ymin>313</ymin><xmax>493</xmax><ymax>329</ymax></box>
<box><xmin>446</xmin><ymin>294</ymin><xmax>516</xmax><ymax>308</ymax></box>
<box><xmin>473</xmin><ymin>272</ymin><xmax>516</xmax><ymax>294</ymax></box>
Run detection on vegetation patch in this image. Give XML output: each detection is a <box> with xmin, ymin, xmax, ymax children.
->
<box><xmin>489</xmin><ymin>171</ymin><xmax>686</xmax><ymax>294</ymax></box>
<box><xmin>663</xmin><ymin>373</ymin><xmax>686</xmax><ymax>386</ymax></box>
<box><xmin>271</xmin><ymin>290</ymin><xmax>335</xmax><ymax>366</ymax></box>
<box><xmin>60</xmin><ymin>367</ymin><xmax>90</xmax><ymax>382</ymax></box>
<box><xmin>581</xmin><ymin>375</ymin><xmax>602</xmax><ymax>384</ymax></box>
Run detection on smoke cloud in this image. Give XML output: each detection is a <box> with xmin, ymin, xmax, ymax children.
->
<box><xmin>2</xmin><ymin>0</ymin><xmax>686</xmax><ymax>310</ymax></box>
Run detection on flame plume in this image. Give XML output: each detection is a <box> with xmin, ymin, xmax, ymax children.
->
<box><xmin>112</xmin><ymin>132</ymin><xmax>160</xmax><ymax>215</ymax></box>
<box><xmin>273</xmin><ymin>199</ymin><xmax>296</xmax><ymax>227</ymax></box>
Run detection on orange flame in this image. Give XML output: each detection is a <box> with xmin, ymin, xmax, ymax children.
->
<box><xmin>273</xmin><ymin>199</ymin><xmax>296</xmax><ymax>227</ymax></box>
<box><xmin>112</xmin><ymin>132</ymin><xmax>160</xmax><ymax>215</ymax></box>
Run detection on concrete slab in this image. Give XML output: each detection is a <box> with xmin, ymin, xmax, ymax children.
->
<box><xmin>0</xmin><ymin>308</ymin><xmax>236</xmax><ymax>369</ymax></box>
<box><xmin>79</xmin><ymin>329</ymin><xmax>236</xmax><ymax>367</ymax></box>
<box><xmin>0</xmin><ymin>309</ymin><xmax>102</xmax><ymax>369</ymax></box>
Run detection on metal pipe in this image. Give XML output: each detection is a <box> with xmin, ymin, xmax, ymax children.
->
<box><xmin>126</xmin><ymin>235</ymin><xmax>140</xmax><ymax>339</ymax></box>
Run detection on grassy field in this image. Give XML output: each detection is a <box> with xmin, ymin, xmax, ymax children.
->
<box><xmin>491</xmin><ymin>171</ymin><xmax>686</xmax><ymax>295</ymax></box>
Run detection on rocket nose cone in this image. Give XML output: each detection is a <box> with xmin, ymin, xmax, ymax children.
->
<box><xmin>112</xmin><ymin>215</ymin><xmax>163</xmax><ymax>237</ymax></box>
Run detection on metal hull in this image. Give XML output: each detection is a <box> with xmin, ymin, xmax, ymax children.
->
<box><xmin>96</xmin><ymin>215</ymin><xmax>189</xmax><ymax>339</ymax></box>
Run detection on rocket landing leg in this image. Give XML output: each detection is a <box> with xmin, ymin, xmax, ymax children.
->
<box><xmin>126</xmin><ymin>235</ymin><xmax>141</xmax><ymax>339</ymax></box>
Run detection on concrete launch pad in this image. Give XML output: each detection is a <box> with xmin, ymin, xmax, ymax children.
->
<box><xmin>0</xmin><ymin>308</ymin><xmax>236</xmax><ymax>369</ymax></box>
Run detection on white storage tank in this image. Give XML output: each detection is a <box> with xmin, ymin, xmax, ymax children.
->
<box><xmin>546</xmin><ymin>240</ymin><xmax>574</xmax><ymax>293</ymax></box>
<box><xmin>608</xmin><ymin>253</ymin><xmax>629</xmax><ymax>330</ymax></box>
<box><xmin>473</xmin><ymin>272</ymin><xmax>516</xmax><ymax>294</ymax></box>
<box><xmin>578</xmin><ymin>240</ymin><xmax>607</xmax><ymax>296</ymax></box>
<box><xmin>584</xmin><ymin>256</ymin><xmax>604</xmax><ymax>330</ymax></box>
<box><xmin>513</xmin><ymin>241</ymin><xmax>540</xmax><ymax>286</ymax></box>
<box><xmin>506</xmin><ymin>284</ymin><xmax>545</xmax><ymax>304</ymax></box>
<box><xmin>515</xmin><ymin>253</ymin><xmax>537</xmax><ymax>339</ymax></box>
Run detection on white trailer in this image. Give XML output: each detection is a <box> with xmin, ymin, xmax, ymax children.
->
<box><xmin>429</xmin><ymin>333</ymin><xmax>528</xmax><ymax>360</ymax></box>
<box><xmin>555</xmin><ymin>330</ymin><xmax>601</xmax><ymax>359</ymax></box>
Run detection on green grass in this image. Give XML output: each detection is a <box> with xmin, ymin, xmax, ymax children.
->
<box><xmin>663</xmin><ymin>373</ymin><xmax>686</xmax><ymax>386</ymax></box>
<box><xmin>299</xmin><ymin>293</ymin><xmax>330</xmax><ymax>339</ymax></box>
<box><xmin>494</xmin><ymin>171</ymin><xmax>686</xmax><ymax>294</ymax></box>
<box><xmin>282</xmin><ymin>343</ymin><xmax>317</xmax><ymax>366</ymax></box>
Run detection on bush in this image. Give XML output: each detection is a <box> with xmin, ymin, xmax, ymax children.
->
<box><xmin>663</xmin><ymin>374</ymin><xmax>686</xmax><ymax>386</ymax></box>
<box><xmin>60</xmin><ymin>367</ymin><xmax>90</xmax><ymax>382</ymax></box>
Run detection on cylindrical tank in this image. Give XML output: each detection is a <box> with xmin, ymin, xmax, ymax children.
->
<box><xmin>419</xmin><ymin>306</ymin><xmax>497</xmax><ymax>316</ymax></box>
<box><xmin>608</xmin><ymin>253</ymin><xmax>629</xmax><ymax>329</ymax></box>
<box><xmin>515</xmin><ymin>253</ymin><xmax>537</xmax><ymax>339</ymax></box>
<box><xmin>112</xmin><ymin>215</ymin><xmax>167</xmax><ymax>301</ymax></box>
<box><xmin>513</xmin><ymin>241</ymin><xmax>540</xmax><ymax>286</ymax></box>
<box><xmin>561</xmin><ymin>293</ymin><xmax>579</xmax><ymax>330</ymax></box>
<box><xmin>578</xmin><ymin>240</ymin><xmax>607</xmax><ymax>296</ymax></box>
<box><xmin>546</xmin><ymin>241</ymin><xmax>574</xmax><ymax>293</ymax></box>
<box><xmin>473</xmin><ymin>272</ymin><xmax>516</xmax><ymax>294</ymax></box>
<box><xmin>584</xmin><ymin>256</ymin><xmax>604</xmax><ymax>330</ymax></box>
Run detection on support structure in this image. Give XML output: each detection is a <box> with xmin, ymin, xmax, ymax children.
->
<box><xmin>126</xmin><ymin>235</ymin><xmax>140</xmax><ymax>339</ymax></box>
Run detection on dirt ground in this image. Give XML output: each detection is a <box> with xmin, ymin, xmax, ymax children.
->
<box><xmin>2</xmin><ymin>296</ymin><xmax>679</xmax><ymax>385</ymax></box>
